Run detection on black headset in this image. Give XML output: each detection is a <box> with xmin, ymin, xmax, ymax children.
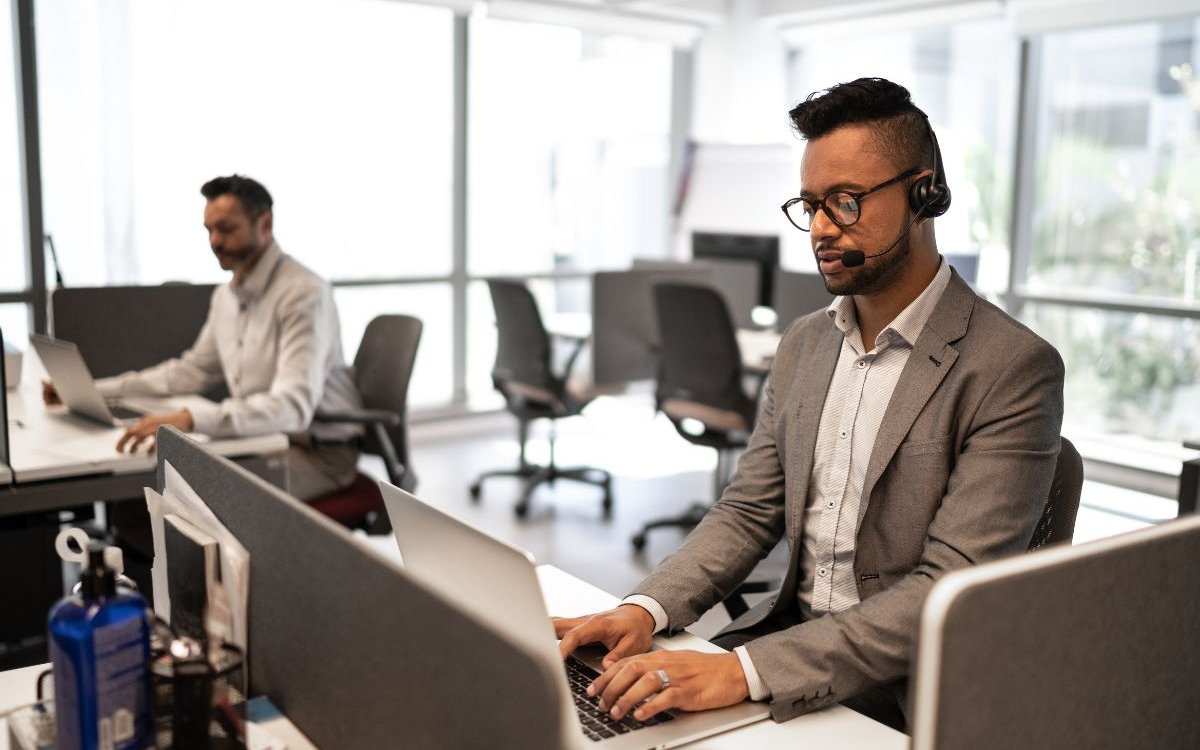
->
<box><xmin>908</xmin><ymin>112</ymin><xmax>952</xmax><ymax>219</ymax></box>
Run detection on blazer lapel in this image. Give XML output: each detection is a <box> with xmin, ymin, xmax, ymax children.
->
<box><xmin>861</xmin><ymin>273</ymin><xmax>975</xmax><ymax>503</ymax></box>
<box><xmin>785</xmin><ymin>322</ymin><xmax>842</xmax><ymax>543</ymax></box>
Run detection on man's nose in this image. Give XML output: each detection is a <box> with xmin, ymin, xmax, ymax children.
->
<box><xmin>810</xmin><ymin>208</ymin><xmax>842</xmax><ymax>245</ymax></box>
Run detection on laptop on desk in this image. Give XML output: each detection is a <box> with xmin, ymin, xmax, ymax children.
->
<box><xmin>31</xmin><ymin>334</ymin><xmax>164</xmax><ymax>427</ymax></box>
<box><xmin>381</xmin><ymin>483</ymin><xmax>770</xmax><ymax>750</ymax></box>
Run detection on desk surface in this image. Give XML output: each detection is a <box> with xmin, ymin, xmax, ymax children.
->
<box><xmin>4</xmin><ymin>351</ymin><xmax>286</xmax><ymax>485</ymax></box>
<box><xmin>0</xmin><ymin>566</ymin><xmax>905</xmax><ymax>750</ymax></box>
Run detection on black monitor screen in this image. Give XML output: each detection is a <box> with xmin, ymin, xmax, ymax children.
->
<box><xmin>692</xmin><ymin>232</ymin><xmax>780</xmax><ymax>307</ymax></box>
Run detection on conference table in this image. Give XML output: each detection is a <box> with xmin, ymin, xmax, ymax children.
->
<box><xmin>0</xmin><ymin>564</ymin><xmax>907</xmax><ymax>750</ymax></box>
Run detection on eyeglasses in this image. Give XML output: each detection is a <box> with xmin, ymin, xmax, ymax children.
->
<box><xmin>780</xmin><ymin>168</ymin><xmax>920</xmax><ymax>232</ymax></box>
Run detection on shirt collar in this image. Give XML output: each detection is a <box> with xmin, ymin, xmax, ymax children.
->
<box><xmin>232</xmin><ymin>241</ymin><xmax>283</xmax><ymax>304</ymax></box>
<box><xmin>825</xmin><ymin>257</ymin><xmax>952</xmax><ymax>349</ymax></box>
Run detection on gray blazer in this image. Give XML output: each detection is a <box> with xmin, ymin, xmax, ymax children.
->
<box><xmin>632</xmin><ymin>271</ymin><xmax>1065</xmax><ymax>723</ymax></box>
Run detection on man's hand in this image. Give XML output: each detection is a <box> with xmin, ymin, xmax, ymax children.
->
<box><xmin>554</xmin><ymin>605</ymin><xmax>656</xmax><ymax>669</ymax></box>
<box><xmin>116</xmin><ymin>410</ymin><xmax>194</xmax><ymax>454</ymax></box>
<box><xmin>42</xmin><ymin>380</ymin><xmax>61</xmax><ymax>406</ymax></box>
<box><xmin>590</xmin><ymin>650</ymin><xmax>750</xmax><ymax>722</ymax></box>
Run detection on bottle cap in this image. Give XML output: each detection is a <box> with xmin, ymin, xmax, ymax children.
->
<box><xmin>80</xmin><ymin>541</ymin><xmax>117</xmax><ymax>599</ymax></box>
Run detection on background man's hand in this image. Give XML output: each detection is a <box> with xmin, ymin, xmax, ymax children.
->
<box><xmin>116</xmin><ymin>410</ymin><xmax>194</xmax><ymax>454</ymax></box>
<box><xmin>42</xmin><ymin>380</ymin><xmax>61</xmax><ymax>405</ymax></box>
<box><xmin>554</xmin><ymin>605</ymin><xmax>656</xmax><ymax>668</ymax></box>
<box><xmin>590</xmin><ymin>650</ymin><xmax>750</xmax><ymax>722</ymax></box>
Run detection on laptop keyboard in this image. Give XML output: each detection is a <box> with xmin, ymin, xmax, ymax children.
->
<box><xmin>565</xmin><ymin>655</ymin><xmax>674</xmax><ymax>742</ymax></box>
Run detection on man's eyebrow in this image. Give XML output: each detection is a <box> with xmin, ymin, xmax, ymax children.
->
<box><xmin>800</xmin><ymin>181</ymin><xmax>867</xmax><ymax>198</ymax></box>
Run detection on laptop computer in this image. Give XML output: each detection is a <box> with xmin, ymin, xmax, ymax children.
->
<box><xmin>381</xmin><ymin>482</ymin><xmax>770</xmax><ymax>750</ymax></box>
<box><xmin>30</xmin><ymin>334</ymin><xmax>155</xmax><ymax>426</ymax></box>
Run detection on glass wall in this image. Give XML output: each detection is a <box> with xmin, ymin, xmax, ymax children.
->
<box><xmin>1</xmin><ymin>2</ymin><xmax>26</xmax><ymax>294</ymax></box>
<box><xmin>468</xmin><ymin>18</ymin><xmax>673</xmax><ymax>277</ymax></box>
<box><xmin>787</xmin><ymin>19</ymin><xmax>1019</xmax><ymax>293</ymax></box>
<box><xmin>35</xmin><ymin>0</ymin><xmax>454</xmax><ymax>286</ymax></box>
<box><xmin>1019</xmin><ymin>17</ymin><xmax>1200</xmax><ymax>444</ymax></box>
<box><xmin>1025</xmin><ymin>19</ymin><xmax>1200</xmax><ymax>305</ymax></box>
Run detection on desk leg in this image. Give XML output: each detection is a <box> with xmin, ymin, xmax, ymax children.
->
<box><xmin>1178</xmin><ymin>457</ymin><xmax>1200</xmax><ymax>517</ymax></box>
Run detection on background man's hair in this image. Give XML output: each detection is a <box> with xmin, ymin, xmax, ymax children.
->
<box><xmin>788</xmin><ymin>77</ymin><xmax>933</xmax><ymax>173</ymax></box>
<box><xmin>201</xmin><ymin>174</ymin><xmax>273</xmax><ymax>219</ymax></box>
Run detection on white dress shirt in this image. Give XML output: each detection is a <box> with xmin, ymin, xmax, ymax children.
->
<box><xmin>624</xmin><ymin>259</ymin><xmax>952</xmax><ymax>701</ymax></box>
<box><xmin>97</xmin><ymin>242</ymin><xmax>361</xmax><ymax>440</ymax></box>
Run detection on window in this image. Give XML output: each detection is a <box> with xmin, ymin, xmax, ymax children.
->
<box><xmin>1</xmin><ymin>2</ymin><xmax>26</xmax><ymax>293</ymax></box>
<box><xmin>468</xmin><ymin>17</ymin><xmax>673</xmax><ymax>277</ymax></box>
<box><xmin>35</xmin><ymin>0</ymin><xmax>454</xmax><ymax>287</ymax></box>
<box><xmin>1018</xmin><ymin>17</ymin><xmax>1200</xmax><ymax>445</ymax></box>
<box><xmin>1024</xmin><ymin>19</ymin><xmax>1200</xmax><ymax>305</ymax></box>
<box><xmin>0</xmin><ymin>303</ymin><xmax>29</xmax><ymax>347</ymax></box>
<box><xmin>334</xmin><ymin>284</ymin><xmax>454</xmax><ymax>409</ymax></box>
<box><xmin>787</xmin><ymin>19</ymin><xmax>1020</xmax><ymax>292</ymax></box>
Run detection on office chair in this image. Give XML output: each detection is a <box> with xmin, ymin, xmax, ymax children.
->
<box><xmin>631</xmin><ymin>283</ymin><xmax>758</xmax><ymax>552</ymax></box>
<box><xmin>720</xmin><ymin>436</ymin><xmax>1086</xmax><ymax>619</ymax></box>
<box><xmin>469</xmin><ymin>279</ymin><xmax>613</xmax><ymax>518</ymax></box>
<box><xmin>308</xmin><ymin>315</ymin><xmax>422</xmax><ymax>534</ymax></box>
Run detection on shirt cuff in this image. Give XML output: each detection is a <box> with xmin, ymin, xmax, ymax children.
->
<box><xmin>619</xmin><ymin>595</ymin><xmax>668</xmax><ymax>634</ymax></box>
<box><xmin>734</xmin><ymin>646</ymin><xmax>771</xmax><ymax>701</ymax></box>
<box><xmin>186</xmin><ymin>398</ymin><xmax>222</xmax><ymax>436</ymax></box>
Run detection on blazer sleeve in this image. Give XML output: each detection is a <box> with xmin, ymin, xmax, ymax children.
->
<box><xmin>744</xmin><ymin>337</ymin><xmax>1065</xmax><ymax>721</ymax></box>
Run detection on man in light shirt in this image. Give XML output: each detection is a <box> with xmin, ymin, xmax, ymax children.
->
<box><xmin>554</xmin><ymin>78</ymin><xmax>1065</xmax><ymax>731</ymax></box>
<box><xmin>44</xmin><ymin>175</ymin><xmax>362</xmax><ymax>501</ymax></box>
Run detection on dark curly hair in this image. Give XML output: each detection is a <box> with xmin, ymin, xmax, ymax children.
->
<box><xmin>789</xmin><ymin>77</ymin><xmax>933</xmax><ymax>175</ymax></box>
<box><xmin>200</xmin><ymin>174</ymin><xmax>273</xmax><ymax>219</ymax></box>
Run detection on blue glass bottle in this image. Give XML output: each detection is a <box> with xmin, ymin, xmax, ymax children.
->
<box><xmin>48</xmin><ymin>543</ymin><xmax>153</xmax><ymax>750</ymax></box>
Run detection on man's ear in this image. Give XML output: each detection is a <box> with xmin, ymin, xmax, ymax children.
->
<box><xmin>259</xmin><ymin>211</ymin><xmax>273</xmax><ymax>236</ymax></box>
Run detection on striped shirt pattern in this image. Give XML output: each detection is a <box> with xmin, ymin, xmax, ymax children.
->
<box><xmin>796</xmin><ymin>260</ymin><xmax>952</xmax><ymax>618</ymax></box>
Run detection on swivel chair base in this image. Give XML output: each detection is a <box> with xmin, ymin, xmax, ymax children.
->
<box><xmin>631</xmin><ymin>502</ymin><xmax>710</xmax><ymax>552</ymax></box>
<box><xmin>470</xmin><ymin>464</ymin><xmax>613</xmax><ymax>519</ymax></box>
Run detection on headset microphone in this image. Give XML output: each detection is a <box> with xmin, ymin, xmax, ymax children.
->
<box><xmin>838</xmin><ymin>208</ymin><xmax>925</xmax><ymax>268</ymax></box>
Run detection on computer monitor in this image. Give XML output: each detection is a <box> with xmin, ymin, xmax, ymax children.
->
<box><xmin>911</xmin><ymin>514</ymin><xmax>1200</xmax><ymax>750</ymax></box>
<box><xmin>691</xmin><ymin>232</ymin><xmax>780</xmax><ymax>309</ymax></box>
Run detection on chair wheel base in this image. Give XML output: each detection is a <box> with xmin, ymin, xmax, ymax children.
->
<box><xmin>468</xmin><ymin>483</ymin><xmax>482</xmax><ymax>501</ymax></box>
<box><xmin>631</xmin><ymin>533</ymin><xmax>647</xmax><ymax>552</ymax></box>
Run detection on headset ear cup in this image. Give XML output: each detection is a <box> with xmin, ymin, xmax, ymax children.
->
<box><xmin>926</xmin><ymin>183</ymin><xmax>951</xmax><ymax>218</ymax></box>
<box><xmin>909</xmin><ymin>175</ymin><xmax>933</xmax><ymax>216</ymax></box>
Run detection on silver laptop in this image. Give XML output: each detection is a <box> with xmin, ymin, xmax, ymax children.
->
<box><xmin>381</xmin><ymin>482</ymin><xmax>769</xmax><ymax>750</ymax></box>
<box><xmin>30</xmin><ymin>334</ymin><xmax>152</xmax><ymax>426</ymax></box>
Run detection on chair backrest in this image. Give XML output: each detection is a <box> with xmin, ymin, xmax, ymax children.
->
<box><xmin>1027</xmin><ymin>436</ymin><xmax>1084</xmax><ymax>551</ymax></box>
<box><xmin>353</xmin><ymin>315</ymin><xmax>423</xmax><ymax>474</ymax></box>
<box><xmin>486</xmin><ymin>279</ymin><xmax>560</xmax><ymax>401</ymax></box>
<box><xmin>653</xmin><ymin>283</ymin><xmax>756</xmax><ymax>441</ymax></box>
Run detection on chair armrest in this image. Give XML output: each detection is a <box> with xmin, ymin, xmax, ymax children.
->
<box><xmin>314</xmin><ymin>408</ymin><xmax>401</xmax><ymax>427</ymax></box>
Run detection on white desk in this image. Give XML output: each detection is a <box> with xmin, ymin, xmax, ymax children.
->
<box><xmin>5</xmin><ymin>353</ymin><xmax>287</xmax><ymax>485</ymax></box>
<box><xmin>0</xmin><ymin>568</ymin><xmax>905</xmax><ymax>750</ymax></box>
<box><xmin>538</xmin><ymin>565</ymin><xmax>907</xmax><ymax>749</ymax></box>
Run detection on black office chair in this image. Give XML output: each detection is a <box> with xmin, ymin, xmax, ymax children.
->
<box><xmin>631</xmin><ymin>283</ymin><xmax>759</xmax><ymax>552</ymax></box>
<box><xmin>720</xmin><ymin>436</ymin><xmax>1086</xmax><ymax>619</ymax></box>
<box><xmin>469</xmin><ymin>280</ymin><xmax>613</xmax><ymax>518</ymax></box>
<box><xmin>309</xmin><ymin>315</ymin><xmax>422</xmax><ymax>534</ymax></box>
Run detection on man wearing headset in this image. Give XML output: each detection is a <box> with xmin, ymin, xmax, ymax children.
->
<box><xmin>554</xmin><ymin>78</ymin><xmax>1065</xmax><ymax>731</ymax></box>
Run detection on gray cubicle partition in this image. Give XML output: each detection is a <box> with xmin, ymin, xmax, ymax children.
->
<box><xmin>51</xmin><ymin>284</ymin><xmax>215</xmax><ymax>377</ymax></box>
<box><xmin>592</xmin><ymin>267</ymin><xmax>709</xmax><ymax>386</ymax></box>
<box><xmin>912</xmin><ymin>514</ymin><xmax>1200</xmax><ymax>750</ymax></box>
<box><xmin>155</xmin><ymin>428</ymin><xmax>562</xmax><ymax>750</ymax></box>
<box><xmin>772</xmin><ymin>269</ymin><xmax>833</xmax><ymax>330</ymax></box>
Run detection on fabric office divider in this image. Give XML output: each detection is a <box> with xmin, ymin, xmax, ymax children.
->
<box><xmin>155</xmin><ymin>427</ymin><xmax>563</xmax><ymax>750</ymax></box>
<box><xmin>912</xmin><ymin>513</ymin><xmax>1200</xmax><ymax>749</ymax></box>
<box><xmin>772</xmin><ymin>269</ymin><xmax>833</xmax><ymax>331</ymax></box>
<box><xmin>51</xmin><ymin>285</ymin><xmax>216</xmax><ymax>378</ymax></box>
<box><xmin>591</xmin><ymin>267</ymin><xmax>709</xmax><ymax>386</ymax></box>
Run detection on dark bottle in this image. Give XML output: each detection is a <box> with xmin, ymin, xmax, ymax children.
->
<box><xmin>48</xmin><ymin>542</ymin><xmax>153</xmax><ymax>750</ymax></box>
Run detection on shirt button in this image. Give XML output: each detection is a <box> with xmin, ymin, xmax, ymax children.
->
<box><xmin>826</xmin><ymin>500</ymin><xmax>835</xmax><ymax>510</ymax></box>
<box><xmin>858</xmin><ymin>360</ymin><xmax>866</xmax><ymax>368</ymax></box>
<box><xmin>839</xmin><ymin>430</ymin><xmax>847</xmax><ymax>439</ymax></box>
<box><xmin>818</xmin><ymin>567</ymin><xmax>828</xmax><ymax>577</ymax></box>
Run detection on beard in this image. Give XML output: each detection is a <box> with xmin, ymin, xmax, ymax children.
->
<box><xmin>820</xmin><ymin>231</ymin><xmax>912</xmax><ymax>296</ymax></box>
